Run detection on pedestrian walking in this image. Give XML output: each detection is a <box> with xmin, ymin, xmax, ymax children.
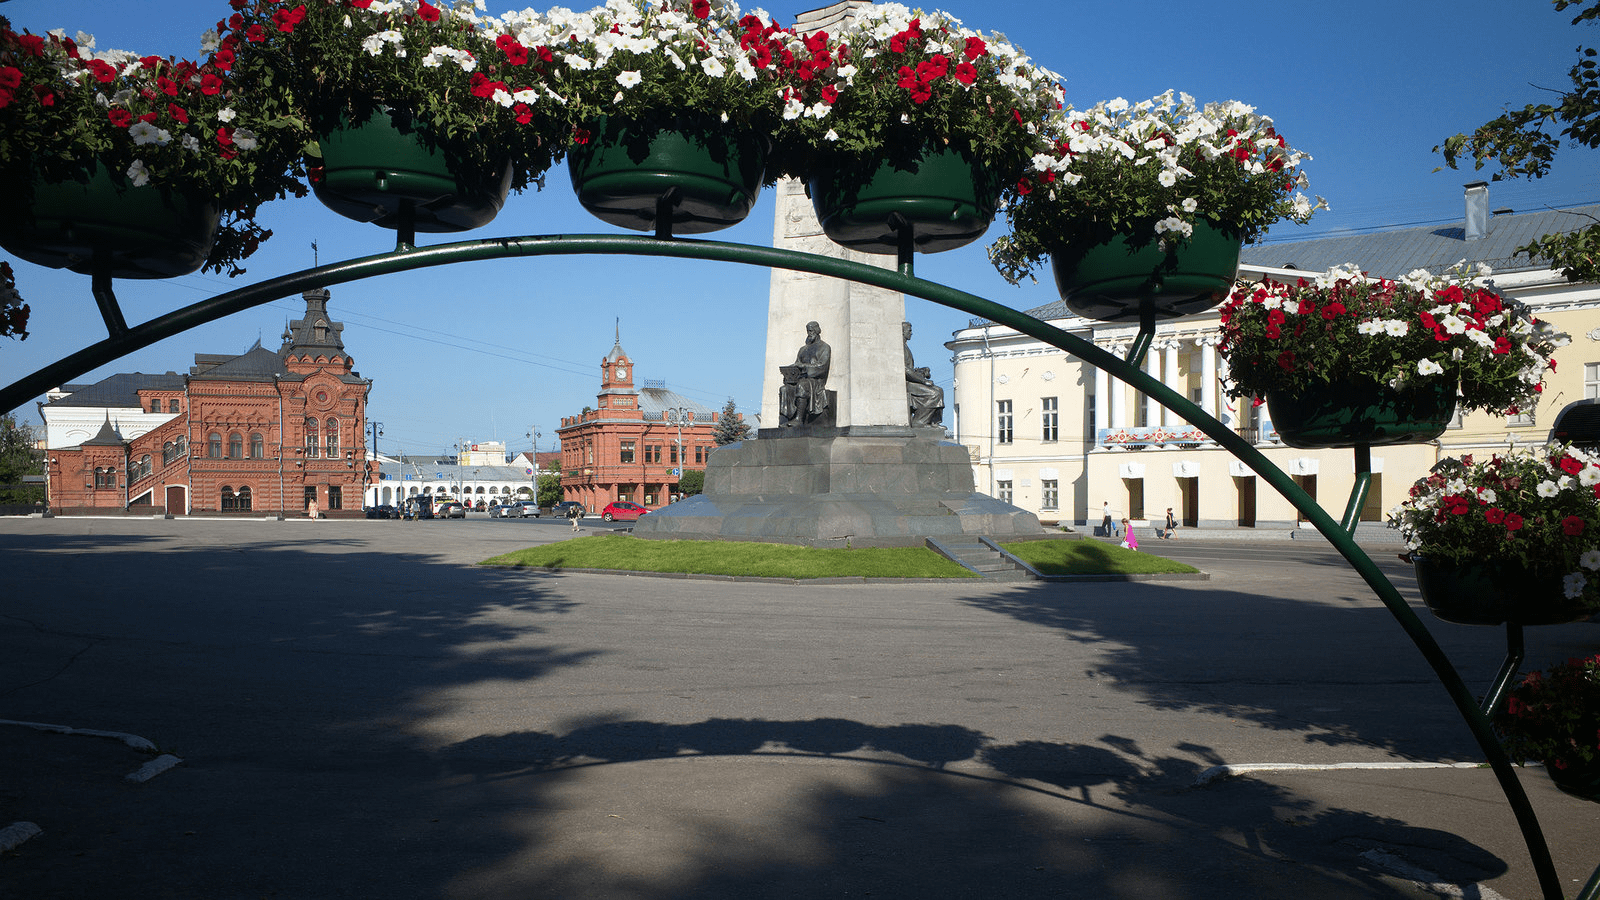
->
<box><xmin>1101</xmin><ymin>500</ymin><xmax>1117</xmax><ymax>537</ymax></box>
<box><xmin>1163</xmin><ymin>507</ymin><xmax>1176</xmax><ymax>539</ymax></box>
<box><xmin>1119</xmin><ymin>519</ymin><xmax>1138</xmax><ymax>551</ymax></box>
<box><xmin>567</xmin><ymin>503</ymin><xmax>583</xmax><ymax>533</ymax></box>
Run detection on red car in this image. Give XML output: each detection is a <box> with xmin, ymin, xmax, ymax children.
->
<box><xmin>601</xmin><ymin>501</ymin><xmax>650</xmax><ymax>522</ymax></box>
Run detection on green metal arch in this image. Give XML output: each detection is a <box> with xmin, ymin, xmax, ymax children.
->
<box><xmin>0</xmin><ymin>233</ymin><xmax>1573</xmax><ymax>898</ymax></box>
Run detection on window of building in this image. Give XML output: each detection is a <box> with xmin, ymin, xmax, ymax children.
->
<box><xmin>1087</xmin><ymin>395</ymin><xmax>1098</xmax><ymax>442</ymax></box>
<box><xmin>208</xmin><ymin>433</ymin><xmax>222</xmax><ymax>458</ymax></box>
<box><xmin>237</xmin><ymin>486</ymin><xmax>252</xmax><ymax>511</ymax></box>
<box><xmin>644</xmin><ymin>491</ymin><xmax>657</xmax><ymax>506</ymax></box>
<box><xmin>618</xmin><ymin>490</ymin><xmax>633</xmax><ymax>503</ymax></box>
<box><xmin>325</xmin><ymin>418</ymin><xmax>339</xmax><ymax>457</ymax></box>
<box><xmin>149</xmin><ymin>399</ymin><xmax>161</xmax><ymax>413</ymax></box>
<box><xmin>645</xmin><ymin>444</ymin><xmax>661</xmax><ymax>463</ymax></box>
<box><xmin>304</xmin><ymin>418</ymin><xmax>319</xmax><ymax>458</ymax></box>
<box><xmin>328</xmin><ymin>486</ymin><xmax>342</xmax><ymax>510</ymax></box>
<box><xmin>138</xmin><ymin>455</ymin><xmax>152</xmax><ymax>481</ymax></box>
<box><xmin>620</xmin><ymin>441</ymin><xmax>636</xmax><ymax>463</ymax></box>
<box><xmin>169</xmin><ymin>399</ymin><xmax>181</xmax><ymax>413</ymax></box>
<box><xmin>94</xmin><ymin>467</ymin><xmax>116</xmax><ymax>489</ymax></box>
<box><xmin>997</xmin><ymin>400</ymin><xmax>1014</xmax><ymax>445</ymax></box>
<box><xmin>670</xmin><ymin>443</ymin><xmax>680</xmax><ymax>464</ymax></box>
<box><xmin>176</xmin><ymin>436</ymin><xmax>186</xmax><ymax>457</ymax></box>
<box><xmin>250</xmin><ymin>433</ymin><xmax>264</xmax><ymax>459</ymax></box>
<box><xmin>228</xmin><ymin>433</ymin><xmax>243</xmax><ymax>459</ymax></box>
<box><xmin>1042</xmin><ymin>479</ymin><xmax>1059</xmax><ymax>510</ymax></box>
<box><xmin>997</xmin><ymin>479</ymin><xmax>1013</xmax><ymax>504</ymax></box>
<box><xmin>1587</xmin><ymin>362</ymin><xmax>1600</xmax><ymax>399</ymax></box>
<box><xmin>1041</xmin><ymin>396</ymin><xmax>1059</xmax><ymax>442</ymax></box>
<box><xmin>1508</xmin><ymin>409</ymin><xmax>1537</xmax><ymax>428</ymax></box>
<box><xmin>221</xmin><ymin>485</ymin><xmax>238</xmax><ymax>511</ymax></box>
<box><xmin>303</xmin><ymin>486</ymin><xmax>318</xmax><ymax>509</ymax></box>
<box><xmin>163</xmin><ymin>441</ymin><xmax>176</xmax><ymax>465</ymax></box>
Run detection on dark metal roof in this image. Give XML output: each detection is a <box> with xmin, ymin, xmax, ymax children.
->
<box><xmin>639</xmin><ymin>387</ymin><xmax>715</xmax><ymax>422</ymax></box>
<box><xmin>189</xmin><ymin>345</ymin><xmax>289</xmax><ymax>380</ymax></box>
<box><xmin>80</xmin><ymin>416</ymin><xmax>126</xmax><ymax>446</ymax></box>
<box><xmin>43</xmin><ymin>372</ymin><xmax>186</xmax><ymax>408</ymax></box>
<box><xmin>1240</xmin><ymin>204</ymin><xmax>1600</xmax><ymax>280</ymax></box>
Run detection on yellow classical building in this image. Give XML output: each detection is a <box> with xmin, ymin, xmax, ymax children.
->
<box><xmin>947</xmin><ymin>187</ymin><xmax>1600</xmax><ymax>532</ymax></box>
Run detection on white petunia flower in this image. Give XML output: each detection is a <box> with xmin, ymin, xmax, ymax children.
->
<box><xmin>1537</xmin><ymin>480</ymin><xmax>1560</xmax><ymax>498</ymax></box>
<box><xmin>128</xmin><ymin>121</ymin><xmax>165</xmax><ymax>146</ymax></box>
<box><xmin>127</xmin><ymin>159</ymin><xmax>150</xmax><ymax>187</ymax></box>
<box><xmin>1357</xmin><ymin>320</ymin><xmax>1383</xmax><ymax>336</ymax></box>
<box><xmin>217</xmin><ymin>107</ymin><xmax>237</xmax><ymax>123</ymax></box>
<box><xmin>616</xmin><ymin>70</ymin><xmax>642</xmax><ymax>88</ymax></box>
<box><xmin>1564</xmin><ymin>572</ymin><xmax>1587</xmax><ymax>599</ymax></box>
<box><xmin>1581</xmin><ymin>549</ymin><xmax>1600</xmax><ymax>570</ymax></box>
<box><xmin>699</xmin><ymin>56</ymin><xmax>726</xmax><ymax>78</ymax></box>
<box><xmin>233</xmin><ymin>128</ymin><xmax>258</xmax><ymax>151</ymax></box>
<box><xmin>824</xmin><ymin>128</ymin><xmax>839</xmax><ymax>141</ymax></box>
<box><xmin>1383</xmin><ymin>320</ymin><xmax>1409</xmax><ymax>337</ymax></box>
<box><xmin>1181</xmin><ymin>197</ymin><xmax>1197</xmax><ymax>213</ymax></box>
<box><xmin>1416</xmin><ymin>358</ymin><xmax>1444</xmax><ymax>376</ymax></box>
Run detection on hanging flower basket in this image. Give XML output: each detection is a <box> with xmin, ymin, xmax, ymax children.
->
<box><xmin>807</xmin><ymin>146</ymin><xmax>1002</xmax><ymax>255</ymax></box>
<box><xmin>1412</xmin><ymin>555</ymin><xmax>1593</xmax><ymax>626</ymax></box>
<box><xmin>567</xmin><ymin>117</ymin><xmax>766</xmax><ymax>236</ymax></box>
<box><xmin>312</xmin><ymin>109</ymin><xmax>512</xmax><ymax>234</ymax></box>
<box><xmin>1050</xmin><ymin>222</ymin><xmax>1243</xmax><ymax>322</ymax></box>
<box><xmin>0</xmin><ymin>162</ymin><xmax>219</xmax><ymax>280</ymax></box>
<box><xmin>1547</xmin><ymin>759</ymin><xmax>1600</xmax><ymax>801</ymax></box>
<box><xmin>1266</xmin><ymin>377</ymin><xmax>1457</xmax><ymax>449</ymax></box>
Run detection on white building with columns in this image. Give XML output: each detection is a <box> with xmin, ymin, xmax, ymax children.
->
<box><xmin>947</xmin><ymin>190</ymin><xmax>1600</xmax><ymax>532</ymax></box>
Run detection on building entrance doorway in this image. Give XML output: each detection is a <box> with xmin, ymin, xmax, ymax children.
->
<box><xmin>165</xmin><ymin>485</ymin><xmax>185</xmax><ymax>516</ymax></box>
<box><xmin>1235</xmin><ymin>477</ymin><xmax>1256</xmax><ymax>527</ymax></box>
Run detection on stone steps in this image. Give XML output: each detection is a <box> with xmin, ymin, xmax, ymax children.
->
<box><xmin>927</xmin><ymin>538</ymin><xmax>1033</xmax><ymax>582</ymax></box>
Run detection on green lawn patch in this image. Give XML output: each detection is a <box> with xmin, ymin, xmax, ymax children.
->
<box><xmin>482</xmin><ymin>534</ymin><xmax>980</xmax><ymax>579</ymax></box>
<box><xmin>999</xmin><ymin>539</ymin><xmax>1201</xmax><ymax>576</ymax></box>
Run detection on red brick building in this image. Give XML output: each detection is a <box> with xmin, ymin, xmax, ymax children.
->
<box><xmin>42</xmin><ymin>288</ymin><xmax>372</xmax><ymax>517</ymax></box>
<box><xmin>557</xmin><ymin>338</ymin><xmax>720</xmax><ymax>514</ymax></box>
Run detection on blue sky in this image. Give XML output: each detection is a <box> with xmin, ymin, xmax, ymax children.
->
<box><xmin>4</xmin><ymin>0</ymin><xmax>1599</xmax><ymax>459</ymax></box>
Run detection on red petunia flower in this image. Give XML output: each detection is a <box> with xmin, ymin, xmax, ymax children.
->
<box><xmin>87</xmin><ymin>59</ymin><xmax>119</xmax><ymax>84</ymax></box>
<box><xmin>272</xmin><ymin>5</ymin><xmax>307</xmax><ymax>32</ymax></box>
<box><xmin>819</xmin><ymin>84</ymin><xmax>839</xmax><ymax>105</ymax></box>
<box><xmin>168</xmin><ymin>103</ymin><xmax>189</xmax><ymax>124</ymax></box>
<box><xmin>1485</xmin><ymin>507</ymin><xmax>1505</xmax><ymax>524</ymax></box>
<box><xmin>691</xmin><ymin>0</ymin><xmax>711</xmax><ymax>19</ymax></box>
<box><xmin>1560</xmin><ymin>456</ymin><xmax>1584</xmax><ymax>476</ymax></box>
<box><xmin>108</xmin><ymin>108</ymin><xmax>133</xmax><ymax>128</ymax></box>
<box><xmin>963</xmin><ymin>35</ymin><xmax>986</xmax><ymax>60</ymax></box>
<box><xmin>1504</xmin><ymin>513</ymin><xmax>1524</xmax><ymax>532</ymax></box>
<box><xmin>157</xmin><ymin>76</ymin><xmax>179</xmax><ymax>97</ymax></box>
<box><xmin>16</xmin><ymin>33</ymin><xmax>45</xmax><ymax>57</ymax></box>
<box><xmin>1563</xmin><ymin>516</ymin><xmax>1585</xmax><ymax>536</ymax></box>
<box><xmin>953</xmin><ymin>62</ymin><xmax>976</xmax><ymax>85</ymax></box>
<box><xmin>0</xmin><ymin>66</ymin><xmax>22</xmax><ymax>90</ymax></box>
<box><xmin>200</xmin><ymin>72</ymin><xmax>224</xmax><ymax>95</ymax></box>
<box><xmin>416</xmin><ymin>1</ymin><xmax>441</xmax><ymax>23</ymax></box>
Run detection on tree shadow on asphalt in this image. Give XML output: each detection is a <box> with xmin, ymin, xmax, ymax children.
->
<box><xmin>0</xmin><ymin>529</ymin><xmax>1527</xmax><ymax>899</ymax></box>
<box><xmin>959</xmin><ymin>578</ymin><xmax>1593</xmax><ymax>762</ymax></box>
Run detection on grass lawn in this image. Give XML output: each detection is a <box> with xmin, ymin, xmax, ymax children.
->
<box><xmin>999</xmin><ymin>539</ymin><xmax>1201</xmax><ymax>576</ymax></box>
<box><xmin>481</xmin><ymin>534</ymin><xmax>980</xmax><ymax>579</ymax></box>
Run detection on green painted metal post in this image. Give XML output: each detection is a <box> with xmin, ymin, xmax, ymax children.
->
<box><xmin>1340</xmin><ymin>443</ymin><xmax>1372</xmax><ymax>537</ymax></box>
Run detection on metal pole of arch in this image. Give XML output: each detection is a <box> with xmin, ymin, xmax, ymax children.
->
<box><xmin>0</xmin><ymin>232</ymin><xmax>1569</xmax><ymax>898</ymax></box>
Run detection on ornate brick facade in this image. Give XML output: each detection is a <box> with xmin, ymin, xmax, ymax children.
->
<box><xmin>557</xmin><ymin>338</ymin><xmax>720</xmax><ymax>515</ymax></box>
<box><xmin>43</xmin><ymin>289</ymin><xmax>371</xmax><ymax>517</ymax></box>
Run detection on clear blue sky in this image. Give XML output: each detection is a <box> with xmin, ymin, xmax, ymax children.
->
<box><xmin>5</xmin><ymin>0</ymin><xmax>1598</xmax><ymax>459</ymax></box>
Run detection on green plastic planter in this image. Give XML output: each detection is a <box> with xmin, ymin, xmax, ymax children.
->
<box><xmin>1051</xmin><ymin>222</ymin><xmax>1242</xmax><ymax>322</ymax></box>
<box><xmin>808</xmin><ymin>147</ymin><xmax>1001</xmax><ymax>255</ymax></box>
<box><xmin>1413</xmin><ymin>555</ymin><xmax>1593</xmax><ymax>626</ymax></box>
<box><xmin>1266</xmin><ymin>378</ymin><xmax>1457</xmax><ymax>449</ymax></box>
<box><xmin>0</xmin><ymin>162</ymin><xmax>219</xmax><ymax>279</ymax></box>
<box><xmin>568</xmin><ymin>117</ymin><xmax>766</xmax><ymax>235</ymax></box>
<box><xmin>313</xmin><ymin>109</ymin><xmax>512</xmax><ymax>233</ymax></box>
<box><xmin>1547</xmin><ymin>759</ymin><xmax>1600</xmax><ymax>802</ymax></box>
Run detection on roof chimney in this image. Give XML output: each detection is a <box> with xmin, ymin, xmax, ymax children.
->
<box><xmin>1464</xmin><ymin>181</ymin><xmax>1489</xmax><ymax>241</ymax></box>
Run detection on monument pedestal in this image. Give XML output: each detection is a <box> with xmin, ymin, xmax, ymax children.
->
<box><xmin>633</xmin><ymin>428</ymin><xmax>1044</xmax><ymax>548</ymax></box>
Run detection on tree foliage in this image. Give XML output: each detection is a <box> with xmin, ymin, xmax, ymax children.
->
<box><xmin>1435</xmin><ymin>0</ymin><xmax>1600</xmax><ymax>281</ymax></box>
<box><xmin>537</xmin><ymin>472</ymin><xmax>562</xmax><ymax>508</ymax></box>
<box><xmin>711</xmin><ymin>398</ymin><xmax>751</xmax><ymax>446</ymax></box>
<box><xmin>0</xmin><ymin>415</ymin><xmax>45</xmax><ymax>504</ymax></box>
<box><xmin>677</xmin><ymin>469</ymin><xmax>704</xmax><ymax>497</ymax></box>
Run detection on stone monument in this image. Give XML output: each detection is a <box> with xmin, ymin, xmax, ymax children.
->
<box><xmin>631</xmin><ymin>0</ymin><xmax>1042</xmax><ymax>547</ymax></box>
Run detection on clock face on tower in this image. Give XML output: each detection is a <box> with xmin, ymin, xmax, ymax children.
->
<box><xmin>616</xmin><ymin>367</ymin><xmax>627</xmax><ymax>379</ymax></box>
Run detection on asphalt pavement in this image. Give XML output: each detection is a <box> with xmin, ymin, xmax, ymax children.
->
<box><xmin>2</xmin><ymin>515</ymin><xmax>1596</xmax><ymax>899</ymax></box>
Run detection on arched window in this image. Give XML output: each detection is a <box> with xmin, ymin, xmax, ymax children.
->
<box><xmin>220</xmin><ymin>485</ymin><xmax>236</xmax><ymax>511</ymax></box>
<box><xmin>176</xmin><ymin>436</ymin><xmax>187</xmax><ymax>456</ymax></box>
<box><xmin>228</xmin><ymin>433</ymin><xmax>243</xmax><ymax>459</ymax></box>
<box><xmin>208</xmin><ymin>433</ymin><xmax>222</xmax><ymax>458</ymax></box>
<box><xmin>325</xmin><ymin>418</ymin><xmax>339</xmax><ymax>457</ymax></box>
<box><xmin>162</xmin><ymin>441</ymin><xmax>175</xmax><ymax>465</ymax></box>
<box><xmin>138</xmin><ymin>455</ymin><xmax>152</xmax><ymax>481</ymax></box>
<box><xmin>168</xmin><ymin>399</ymin><xmax>181</xmax><ymax>413</ymax></box>
<box><xmin>304</xmin><ymin>418</ymin><xmax>319</xmax><ymax>458</ymax></box>
<box><xmin>236</xmin><ymin>485</ymin><xmax>252</xmax><ymax>511</ymax></box>
<box><xmin>94</xmin><ymin>467</ymin><xmax>115</xmax><ymax>489</ymax></box>
<box><xmin>250</xmin><ymin>433</ymin><xmax>264</xmax><ymax>459</ymax></box>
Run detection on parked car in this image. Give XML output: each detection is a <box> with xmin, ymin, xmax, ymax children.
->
<box><xmin>1549</xmin><ymin>398</ymin><xmax>1600</xmax><ymax>450</ymax></box>
<box><xmin>435</xmin><ymin>501</ymin><xmax>466</xmax><ymax>519</ymax></box>
<box><xmin>488</xmin><ymin>502</ymin><xmax>515</xmax><ymax>518</ymax></box>
<box><xmin>512</xmin><ymin>500</ymin><xmax>543</xmax><ymax>517</ymax></box>
<box><xmin>601</xmin><ymin>501</ymin><xmax>650</xmax><ymax>522</ymax></box>
<box><xmin>364</xmin><ymin>504</ymin><xmax>398</xmax><ymax>519</ymax></box>
<box><xmin>550</xmin><ymin>501</ymin><xmax>585</xmax><ymax>519</ymax></box>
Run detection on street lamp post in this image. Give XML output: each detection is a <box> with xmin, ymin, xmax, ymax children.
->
<box><xmin>368</xmin><ymin>420</ymin><xmax>383</xmax><ymax>506</ymax></box>
<box><xmin>665</xmin><ymin>407</ymin><xmax>693</xmax><ymax>502</ymax></box>
<box><xmin>526</xmin><ymin>426</ymin><xmax>541</xmax><ymax>502</ymax></box>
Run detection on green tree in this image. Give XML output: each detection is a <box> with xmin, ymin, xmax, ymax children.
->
<box><xmin>537</xmin><ymin>472</ymin><xmax>563</xmax><ymax>507</ymax></box>
<box><xmin>678</xmin><ymin>469</ymin><xmax>705</xmax><ymax>497</ymax></box>
<box><xmin>711</xmin><ymin>398</ymin><xmax>751</xmax><ymax>446</ymax></box>
<box><xmin>0</xmin><ymin>415</ymin><xmax>45</xmax><ymax>505</ymax></box>
<box><xmin>1436</xmin><ymin>0</ymin><xmax>1600</xmax><ymax>281</ymax></box>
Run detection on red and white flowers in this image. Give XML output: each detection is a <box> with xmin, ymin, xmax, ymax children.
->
<box><xmin>991</xmin><ymin>90</ymin><xmax>1320</xmax><ymax>284</ymax></box>
<box><xmin>766</xmin><ymin>4</ymin><xmax>1066</xmax><ymax>183</ymax></box>
<box><xmin>1390</xmin><ymin>446</ymin><xmax>1600</xmax><ymax>609</ymax></box>
<box><xmin>1217</xmin><ymin>263</ymin><xmax>1566</xmax><ymax>416</ymax></box>
<box><xmin>0</xmin><ymin>15</ymin><xmax>304</xmax><ymax>275</ymax></box>
<box><xmin>1493</xmin><ymin>653</ymin><xmax>1600</xmax><ymax>776</ymax></box>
